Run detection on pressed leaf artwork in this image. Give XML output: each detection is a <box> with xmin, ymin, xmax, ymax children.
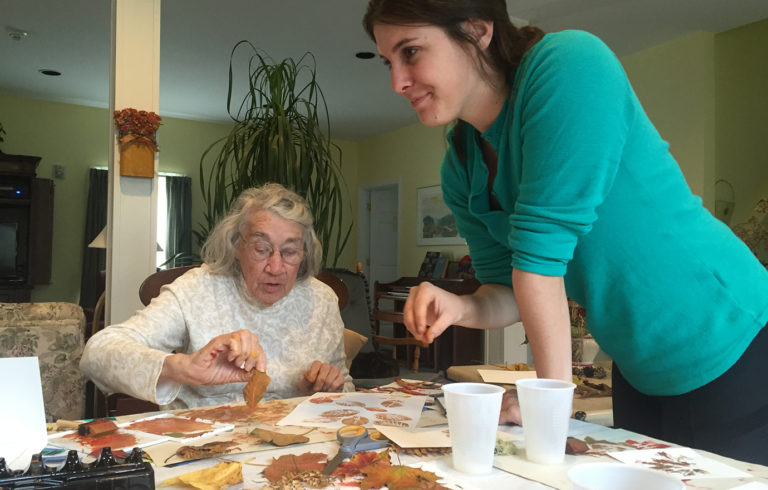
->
<box><xmin>331</xmin><ymin>450</ymin><xmax>391</xmax><ymax>479</ymax></box>
<box><xmin>178</xmin><ymin>399</ymin><xmax>297</xmax><ymax>425</ymax></box>
<box><xmin>278</xmin><ymin>392</ymin><xmax>426</xmax><ymax>429</ymax></box>
<box><xmin>263</xmin><ymin>452</ymin><xmax>328</xmax><ymax>483</ymax></box>
<box><xmin>250</xmin><ymin>428</ymin><xmax>310</xmax><ymax>447</ymax></box>
<box><xmin>360</xmin><ymin>464</ymin><xmax>449</xmax><ymax>490</ymax></box>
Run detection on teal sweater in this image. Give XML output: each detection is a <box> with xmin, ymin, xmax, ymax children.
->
<box><xmin>441</xmin><ymin>30</ymin><xmax>768</xmax><ymax>396</ymax></box>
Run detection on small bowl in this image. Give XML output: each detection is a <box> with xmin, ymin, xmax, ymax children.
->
<box><xmin>568</xmin><ymin>462</ymin><xmax>684</xmax><ymax>490</ymax></box>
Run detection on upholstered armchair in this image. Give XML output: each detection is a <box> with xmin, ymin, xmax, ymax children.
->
<box><xmin>0</xmin><ymin>302</ymin><xmax>87</xmax><ymax>422</ymax></box>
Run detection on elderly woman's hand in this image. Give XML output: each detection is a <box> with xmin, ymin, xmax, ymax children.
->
<box><xmin>298</xmin><ymin>360</ymin><xmax>345</xmax><ymax>394</ymax></box>
<box><xmin>160</xmin><ymin>329</ymin><xmax>266</xmax><ymax>386</ymax></box>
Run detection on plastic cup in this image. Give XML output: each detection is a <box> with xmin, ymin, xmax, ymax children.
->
<box><xmin>568</xmin><ymin>462</ymin><xmax>685</xmax><ymax>489</ymax></box>
<box><xmin>515</xmin><ymin>378</ymin><xmax>576</xmax><ymax>464</ymax></box>
<box><xmin>442</xmin><ymin>382</ymin><xmax>505</xmax><ymax>474</ymax></box>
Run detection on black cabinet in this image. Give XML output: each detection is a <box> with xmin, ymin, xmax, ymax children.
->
<box><xmin>0</xmin><ymin>151</ymin><xmax>53</xmax><ymax>302</ymax></box>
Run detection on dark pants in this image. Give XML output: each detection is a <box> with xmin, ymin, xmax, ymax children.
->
<box><xmin>612</xmin><ymin>325</ymin><xmax>768</xmax><ymax>465</ymax></box>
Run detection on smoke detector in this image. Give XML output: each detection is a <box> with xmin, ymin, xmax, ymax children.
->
<box><xmin>6</xmin><ymin>27</ymin><xmax>29</xmax><ymax>41</ymax></box>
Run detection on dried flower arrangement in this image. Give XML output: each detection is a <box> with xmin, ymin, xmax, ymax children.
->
<box><xmin>113</xmin><ymin>108</ymin><xmax>162</xmax><ymax>152</ymax></box>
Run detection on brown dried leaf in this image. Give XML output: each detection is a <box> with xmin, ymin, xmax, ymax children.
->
<box><xmin>263</xmin><ymin>452</ymin><xmax>328</xmax><ymax>483</ymax></box>
<box><xmin>243</xmin><ymin>370</ymin><xmax>271</xmax><ymax>408</ymax></box>
<box><xmin>172</xmin><ymin>440</ymin><xmax>239</xmax><ymax>461</ymax></box>
<box><xmin>250</xmin><ymin>428</ymin><xmax>310</xmax><ymax>447</ymax></box>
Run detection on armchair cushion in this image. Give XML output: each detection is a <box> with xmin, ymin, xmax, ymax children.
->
<box><xmin>343</xmin><ymin>328</ymin><xmax>368</xmax><ymax>368</ymax></box>
<box><xmin>0</xmin><ymin>302</ymin><xmax>86</xmax><ymax>422</ymax></box>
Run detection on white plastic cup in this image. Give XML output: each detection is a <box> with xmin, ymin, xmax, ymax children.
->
<box><xmin>442</xmin><ymin>382</ymin><xmax>505</xmax><ymax>474</ymax></box>
<box><xmin>568</xmin><ymin>462</ymin><xmax>685</xmax><ymax>490</ymax></box>
<box><xmin>515</xmin><ymin>378</ymin><xmax>576</xmax><ymax>465</ymax></box>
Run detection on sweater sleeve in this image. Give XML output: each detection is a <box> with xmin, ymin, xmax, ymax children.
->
<box><xmin>80</xmin><ymin>284</ymin><xmax>190</xmax><ymax>405</ymax></box>
<box><xmin>508</xmin><ymin>30</ymin><xmax>633</xmax><ymax>275</ymax></box>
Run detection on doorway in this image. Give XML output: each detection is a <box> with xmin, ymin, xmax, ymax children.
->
<box><xmin>358</xmin><ymin>182</ymin><xmax>400</xmax><ymax>300</ymax></box>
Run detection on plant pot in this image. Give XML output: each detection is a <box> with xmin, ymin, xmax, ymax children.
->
<box><xmin>572</xmin><ymin>336</ymin><xmax>600</xmax><ymax>364</ymax></box>
<box><xmin>119</xmin><ymin>141</ymin><xmax>155</xmax><ymax>178</ymax></box>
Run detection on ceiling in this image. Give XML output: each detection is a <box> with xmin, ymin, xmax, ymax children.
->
<box><xmin>2</xmin><ymin>0</ymin><xmax>768</xmax><ymax>141</ymax></box>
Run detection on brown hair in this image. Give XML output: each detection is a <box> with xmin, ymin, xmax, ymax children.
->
<box><xmin>363</xmin><ymin>0</ymin><xmax>544</xmax><ymax>85</ymax></box>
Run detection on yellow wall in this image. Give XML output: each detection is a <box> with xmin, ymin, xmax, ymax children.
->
<box><xmin>715</xmin><ymin>18</ymin><xmax>768</xmax><ymax>224</ymax></box>
<box><xmin>621</xmin><ymin>31</ymin><xmax>716</xmax><ymax>207</ymax></box>
<box><xmin>0</xmin><ymin>93</ymin><xmax>233</xmax><ymax>303</ymax></box>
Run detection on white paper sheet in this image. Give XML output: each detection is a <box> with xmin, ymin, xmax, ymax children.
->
<box><xmin>0</xmin><ymin>357</ymin><xmax>49</xmax><ymax>471</ymax></box>
<box><xmin>608</xmin><ymin>447</ymin><xmax>750</xmax><ymax>480</ymax></box>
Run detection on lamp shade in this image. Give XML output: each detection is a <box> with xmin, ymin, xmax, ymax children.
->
<box><xmin>88</xmin><ymin>226</ymin><xmax>107</xmax><ymax>249</ymax></box>
<box><xmin>87</xmin><ymin>225</ymin><xmax>163</xmax><ymax>251</ymax></box>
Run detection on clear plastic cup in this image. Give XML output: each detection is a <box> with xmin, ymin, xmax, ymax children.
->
<box><xmin>515</xmin><ymin>378</ymin><xmax>576</xmax><ymax>464</ymax></box>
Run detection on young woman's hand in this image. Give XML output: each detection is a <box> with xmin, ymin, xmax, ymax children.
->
<box><xmin>160</xmin><ymin>329</ymin><xmax>266</xmax><ymax>386</ymax></box>
<box><xmin>499</xmin><ymin>389</ymin><xmax>522</xmax><ymax>425</ymax></box>
<box><xmin>298</xmin><ymin>360</ymin><xmax>345</xmax><ymax>394</ymax></box>
<box><xmin>403</xmin><ymin>281</ymin><xmax>464</xmax><ymax>343</ymax></box>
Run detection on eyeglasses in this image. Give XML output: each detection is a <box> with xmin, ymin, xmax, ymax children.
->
<box><xmin>242</xmin><ymin>239</ymin><xmax>305</xmax><ymax>265</ymax></box>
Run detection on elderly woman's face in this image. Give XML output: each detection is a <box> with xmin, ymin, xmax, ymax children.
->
<box><xmin>236</xmin><ymin>210</ymin><xmax>305</xmax><ymax>306</ymax></box>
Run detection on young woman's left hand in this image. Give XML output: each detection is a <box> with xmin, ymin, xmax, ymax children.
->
<box><xmin>299</xmin><ymin>360</ymin><xmax>345</xmax><ymax>394</ymax></box>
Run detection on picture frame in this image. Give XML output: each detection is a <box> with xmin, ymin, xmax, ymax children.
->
<box><xmin>416</xmin><ymin>185</ymin><xmax>466</xmax><ymax>246</ymax></box>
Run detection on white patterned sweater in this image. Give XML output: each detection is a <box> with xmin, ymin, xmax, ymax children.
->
<box><xmin>80</xmin><ymin>265</ymin><xmax>354</xmax><ymax>410</ymax></box>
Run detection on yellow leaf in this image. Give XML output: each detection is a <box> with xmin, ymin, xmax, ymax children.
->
<box><xmin>158</xmin><ymin>461</ymin><xmax>242</xmax><ymax>490</ymax></box>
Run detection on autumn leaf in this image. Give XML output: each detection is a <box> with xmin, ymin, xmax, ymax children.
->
<box><xmin>250</xmin><ymin>428</ymin><xmax>310</xmax><ymax>446</ymax></box>
<box><xmin>331</xmin><ymin>450</ymin><xmax>391</xmax><ymax>478</ymax></box>
<box><xmin>263</xmin><ymin>452</ymin><xmax>328</xmax><ymax>483</ymax></box>
<box><xmin>158</xmin><ymin>460</ymin><xmax>242</xmax><ymax>489</ymax></box>
<box><xmin>360</xmin><ymin>464</ymin><xmax>449</xmax><ymax>490</ymax></box>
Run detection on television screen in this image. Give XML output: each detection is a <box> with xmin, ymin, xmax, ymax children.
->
<box><xmin>0</xmin><ymin>222</ymin><xmax>18</xmax><ymax>277</ymax></box>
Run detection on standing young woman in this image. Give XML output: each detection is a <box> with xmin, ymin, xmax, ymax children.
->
<box><xmin>364</xmin><ymin>0</ymin><xmax>768</xmax><ymax>464</ymax></box>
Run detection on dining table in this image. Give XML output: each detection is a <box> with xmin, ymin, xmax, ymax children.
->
<box><xmin>40</xmin><ymin>379</ymin><xmax>768</xmax><ymax>490</ymax></box>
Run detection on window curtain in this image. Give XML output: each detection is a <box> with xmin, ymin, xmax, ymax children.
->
<box><xmin>79</xmin><ymin>168</ymin><xmax>108</xmax><ymax>309</ymax></box>
<box><xmin>165</xmin><ymin>175</ymin><xmax>192</xmax><ymax>266</ymax></box>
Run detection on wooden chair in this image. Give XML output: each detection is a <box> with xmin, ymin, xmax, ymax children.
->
<box><xmin>90</xmin><ymin>265</ymin><xmax>200</xmax><ymax>418</ymax></box>
<box><xmin>372</xmin><ymin>279</ymin><xmax>431</xmax><ymax>373</ymax></box>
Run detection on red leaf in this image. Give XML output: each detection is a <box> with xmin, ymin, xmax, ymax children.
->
<box><xmin>262</xmin><ymin>452</ymin><xmax>327</xmax><ymax>483</ymax></box>
<box><xmin>331</xmin><ymin>450</ymin><xmax>390</xmax><ymax>479</ymax></box>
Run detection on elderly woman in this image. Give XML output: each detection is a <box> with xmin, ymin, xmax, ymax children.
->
<box><xmin>81</xmin><ymin>183</ymin><xmax>354</xmax><ymax>409</ymax></box>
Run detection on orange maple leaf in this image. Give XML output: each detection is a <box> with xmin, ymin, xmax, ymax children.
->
<box><xmin>360</xmin><ymin>464</ymin><xmax>449</xmax><ymax>490</ymax></box>
<box><xmin>263</xmin><ymin>452</ymin><xmax>327</xmax><ymax>483</ymax></box>
<box><xmin>332</xmin><ymin>450</ymin><xmax>391</xmax><ymax>479</ymax></box>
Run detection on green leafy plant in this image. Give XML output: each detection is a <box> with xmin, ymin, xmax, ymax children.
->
<box><xmin>196</xmin><ymin>41</ymin><xmax>352</xmax><ymax>268</ymax></box>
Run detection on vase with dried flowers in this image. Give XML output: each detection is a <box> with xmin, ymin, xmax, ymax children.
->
<box><xmin>113</xmin><ymin>108</ymin><xmax>162</xmax><ymax>178</ymax></box>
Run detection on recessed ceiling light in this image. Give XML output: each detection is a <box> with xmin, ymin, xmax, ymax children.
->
<box><xmin>6</xmin><ymin>27</ymin><xmax>28</xmax><ymax>41</ymax></box>
<box><xmin>355</xmin><ymin>51</ymin><xmax>375</xmax><ymax>60</ymax></box>
<box><xmin>39</xmin><ymin>69</ymin><xmax>61</xmax><ymax>77</ymax></box>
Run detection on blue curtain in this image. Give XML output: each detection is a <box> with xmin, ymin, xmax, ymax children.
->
<box><xmin>165</xmin><ymin>175</ymin><xmax>193</xmax><ymax>266</ymax></box>
<box><xmin>79</xmin><ymin>168</ymin><xmax>108</xmax><ymax>309</ymax></box>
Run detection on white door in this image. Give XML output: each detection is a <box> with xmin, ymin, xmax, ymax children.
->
<box><xmin>369</xmin><ymin>185</ymin><xmax>399</xmax><ymax>289</ymax></box>
<box><xmin>358</xmin><ymin>183</ymin><xmax>400</xmax><ymax>295</ymax></box>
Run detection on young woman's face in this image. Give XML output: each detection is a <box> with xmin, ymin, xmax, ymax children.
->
<box><xmin>374</xmin><ymin>22</ymin><xmax>491</xmax><ymax>127</ymax></box>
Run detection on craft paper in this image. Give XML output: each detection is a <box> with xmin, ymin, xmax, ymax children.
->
<box><xmin>277</xmin><ymin>392</ymin><xmax>427</xmax><ymax>430</ymax></box>
<box><xmin>123</xmin><ymin>413</ymin><xmax>234</xmax><ymax>442</ymax></box>
<box><xmin>0</xmin><ymin>357</ymin><xmax>48</xmax><ymax>471</ymax></box>
<box><xmin>477</xmin><ymin>369</ymin><xmax>537</xmax><ymax>384</ymax></box>
<box><xmin>375</xmin><ymin>426</ymin><xmax>451</xmax><ymax>448</ymax></box>
<box><xmin>48</xmin><ymin>426</ymin><xmax>167</xmax><ymax>457</ymax></box>
<box><xmin>608</xmin><ymin>447</ymin><xmax>750</xmax><ymax>480</ymax></box>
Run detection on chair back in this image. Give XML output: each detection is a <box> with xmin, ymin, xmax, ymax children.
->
<box><xmin>316</xmin><ymin>270</ymin><xmax>349</xmax><ymax>310</ymax></box>
<box><xmin>139</xmin><ymin>265</ymin><xmax>199</xmax><ymax>306</ymax></box>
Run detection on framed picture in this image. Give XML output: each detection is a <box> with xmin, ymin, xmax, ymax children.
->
<box><xmin>416</xmin><ymin>185</ymin><xmax>466</xmax><ymax>246</ymax></box>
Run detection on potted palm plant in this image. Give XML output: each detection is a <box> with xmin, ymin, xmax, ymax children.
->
<box><xmin>197</xmin><ymin>41</ymin><xmax>351</xmax><ymax>267</ymax></box>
